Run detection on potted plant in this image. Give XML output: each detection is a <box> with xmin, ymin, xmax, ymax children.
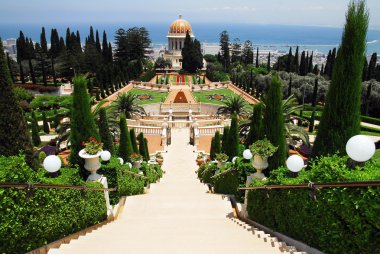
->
<box><xmin>79</xmin><ymin>137</ymin><xmax>104</xmax><ymax>181</ymax></box>
<box><xmin>249</xmin><ymin>138</ymin><xmax>278</xmax><ymax>179</ymax></box>
<box><xmin>196</xmin><ymin>152</ymin><xmax>205</xmax><ymax>165</ymax></box>
<box><xmin>130</xmin><ymin>153</ymin><xmax>143</xmax><ymax>168</ymax></box>
<box><xmin>215</xmin><ymin>153</ymin><xmax>228</xmax><ymax>169</ymax></box>
<box><xmin>156</xmin><ymin>152</ymin><xmax>164</xmax><ymax>165</ymax></box>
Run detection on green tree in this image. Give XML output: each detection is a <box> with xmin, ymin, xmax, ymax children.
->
<box><xmin>69</xmin><ymin>75</ymin><xmax>100</xmax><ymax>169</ymax></box>
<box><xmin>217</xmin><ymin>95</ymin><xmax>248</xmax><ymax>118</ymax></box>
<box><xmin>226</xmin><ymin>114</ymin><xmax>239</xmax><ymax>160</ymax></box>
<box><xmin>42</xmin><ymin>111</ymin><xmax>49</xmax><ymax>134</ymax></box>
<box><xmin>214</xmin><ymin>131</ymin><xmax>221</xmax><ymax>154</ymax></box>
<box><xmin>309</xmin><ymin>78</ymin><xmax>319</xmax><ymax>132</ymax></box>
<box><xmin>137</xmin><ymin>133</ymin><xmax>148</xmax><ymax>161</ymax></box>
<box><xmin>40</xmin><ymin>27</ymin><xmax>48</xmax><ymax>53</ymax></box>
<box><xmin>31</xmin><ymin>112</ymin><xmax>41</xmax><ymax>146</ymax></box>
<box><xmin>255</xmin><ymin>48</ymin><xmax>259</xmax><ymax>68</ymax></box>
<box><xmin>367</xmin><ymin>53</ymin><xmax>377</xmax><ymax>80</ymax></box>
<box><xmin>130</xmin><ymin>128</ymin><xmax>139</xmax><ymax>153</ymax></box>
<box><xmin>264</xmin><ymin>73</ymin><xmax>286</xmax><ymax>172</ymax></box>
<box><xmin>98</xmin><ymin>108</ymin><xmax>114</xmax><ymax>153</ymax></box>
<box><xmin>286</xmin><ymin>47</ymin><xmax>293</xmax><ymax>72</ymax></box>
<box><xmin>267</xmin><ymin>52</ymin><xmax>271</xmax><ymax>71</ymax></box>
<box><xmin>0</xmin><ymin>39</ymin><xmax>34</xmax><ymax>163</ymax></box>
<box><xmin>221</xmin><ymin>126</ymin><xmax>229</xmax><ymax>153</ymax></box>
<box><xmin>210</xmin><ymin>137</ymin><xmax>216</xmax><ymax>160</ymax></box>
<box><xmin>144</xmin><ymin>137</ymin><xmax>150</xmax><ymax>161</ymax></box>
<box><xmin>118</xmin><ymin>115</ymin><xmax>133</xmax><ymax>162</ymax></box>
<box><xmin>245</xmin><ymin>103</ymin><xmax>264</xmax><ymax>147</ymax></box>
<box><xmin>219</xmin><ymin>31</ymin><xmax>230</xmax><ymax>71</ymax></box>
<box><xmin>294</xmin><ymin>46</ymin><xmax>299</xmax><ymax>74</ymax></box>
<box><xmin>312</xmin><ymin>1</ymin><xmax>368</xmax><ymax>157</ymax></box>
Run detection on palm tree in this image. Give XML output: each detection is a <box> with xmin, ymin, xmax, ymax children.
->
<box><xmin>217</xmin><ymin>95</ymin><xmax>249</xmax><ymax>118</ymax></box>
<box><xmin>110</xmin><ymin>93</ymin><xmax>146</xmax><ymax>119</ymax></box>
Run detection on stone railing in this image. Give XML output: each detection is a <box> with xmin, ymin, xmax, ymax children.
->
<box><xmin>160</xmin><ymin>102</ymin><xmax>201</xmax><ymax>113</ymax></box>
<box><xmin>129</xmin><ymin>125</ymin><xmax>163</xmax><ymax>135</ymax></box>
<box><xmin>197</xmin><ymin>125</ymin><xmax>225</xmax><ymax>135</ymax></box>
<box><xmin>131</xmin><ymin>81</ymin><xmax>170</xmax><ymax>92</ymax></box>
<box><xmin>168</xmin><ymin>120</ymin><xmax>192</xmax><ymax>128</ymax></box>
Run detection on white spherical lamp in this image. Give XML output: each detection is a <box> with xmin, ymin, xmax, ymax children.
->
<box><xmin>346</xmin><ymin>135</ymin><xmax>376</xmax><ymax>162</ymax></box>
<box><xmin>169</xmin><ymin>109</ymin><xmax>173</xmax><ymax>114</ymax></box>
<box><xmin>286</xmin><ymin>155</ymin><xmax>304</xmax><ymax>173</ymax></box>
<box><xmin>232</xmin><ymin>156</ymin><xmax>239</xmax><ymax>164</ymax></box>
<box><xmin>118</xmin><ymin>157</ymin><xmax>124</xmax><ymax>165</ymax></box>
<box><xmin>43</xmin><ymin>155</ymin><xmax>62</xmax><ymax>173</ymax></box>
<box><xmin>243</xmin><ymin>149</ymin><xmax>253</xmax><ymax>160</ymax></box>
<box><xmin>100</xmin><ymin>151</ymin><xmax>111</xmax><ymax>161</ymax></box>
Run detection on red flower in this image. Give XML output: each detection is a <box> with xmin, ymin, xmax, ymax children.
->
<box><xmin>82</xmin><ymin>141</ymin><xmax>86</xmax><ymax>146</ymax></box>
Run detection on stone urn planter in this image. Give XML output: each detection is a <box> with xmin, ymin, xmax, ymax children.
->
<box><xmin>156</xmin><ymin>157</ymin><xmax>164</xmax><ymax>166</ymax></box>
<box><xmin>133</xmin><ymin>160</ymin><xmax>142</xmax><ymax>169</ymax></box>
<box><xmin>79</xmin><ymin>149</ymin><xmax>103</xmax><ymax>181</ymax></box>
<box><xmin>252</xmin><ymin>155</ymin><xmax>268</xmax><ymax>180</ymax></box>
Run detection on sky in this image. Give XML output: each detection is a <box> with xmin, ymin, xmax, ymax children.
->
<box><xmin>0</xmin><ymin>0</ymin><xmax>379</xmax><ymax>28</ymax></box>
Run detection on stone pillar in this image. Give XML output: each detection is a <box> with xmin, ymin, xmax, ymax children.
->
<box><xmin>242</xmin><ymin>173</ymin><xmax>255</xmax><ymax>218</ymax></box>
<box><xmin>98</xmin><ymin>176</ymin><xmax>113</xmax><ymax>217</ymax></box>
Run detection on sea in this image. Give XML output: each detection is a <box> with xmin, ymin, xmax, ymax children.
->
<box><xmin>1</xmin><ymin>22</ymin><xmax>379</xmax><ymax>55</ymax></box>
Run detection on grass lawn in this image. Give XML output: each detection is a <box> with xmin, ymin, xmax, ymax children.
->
<box><xmin>128</xmin><ymin>89</ymin><xmax>168</xmax><ymax>105</ymax></box>
<box><xmin>372</xmin><ymin>149</ymin><xmax>380</xmax><ymax>162</ymax></box>
<box><xmin>192</xmin><ymin>89</ymin><xmax>238</xmax><ymax>105</ymax></box>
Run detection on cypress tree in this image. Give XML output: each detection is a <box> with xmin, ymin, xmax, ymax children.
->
<box><xmin>95</xmin><ymin>30</ymin><xmax>101</xmax><ymax>54</ymax></box>
<box><xmin>287</xmin><ymin>75</ymin><xmax>292</xmax><ymax>98</ymax></box>
<box><xmin>324</xmin><ymin>50</ymin><xmax>332</xmax><ymax>76</ymax></box>
<box><xmin>362</xmin><ymin>57</ymin><xmax>368</xmax><ymax>81</ymax></box>
<box><xmin>255</xmin><ymin>48</ymin><xmax>259</xmax><ymax>68</ymax></box>
<box><xmin>214</xmin><ymin>131</ymin><xmax>221</xmax><ymax>154</ymax></box>
<box><xmin>312</xmin><ymin>1</ymin><xmax>368</xmax><ymax>157</ymax></box>
<box><xmin>19</xmin><ymin>62</ymin><xmax>25</xmax><ymax>83</ymax></box>
<box><xmin>294</xmin><ymin>46</ymin><xmax>299</xmax><ymax>74</ymax></box>
<box><xmin>245</xmin><ymin>103</ymin><xmax>264</xmax><ymax>147</ymax></box>
<box><xmin>40</xmin><ymin>27</ymin><xmax>48</xmax><ymax>53</ymax></box>
<box><xmin>6</xmin><ymin>53</ymin><xmax>15</xmax><ymax>83</ymax></box>
<box><xmin>264</xmin><ymin>73</ymin><xmax>286</xmax><ymax>172</ymax></box>
<box><xmin>119</xmin><ymin>115</ymin><xmax>129</xmax><ymax>162</ymax></box>
<box><xmin>69</xmin><ymin>75</ymin><xmax>100</xmax><ymax>169</ymax></box>
<box><xmin>299</xmin><ymin>51</ymin><xmax>306</xmax><ymax>76</ymax></box>
<box><xmin>309</xmin><ymin>78</ymin><xmax>319</xmax><ymax>132</ymax></box>
<box><xmin>28</xmin><ymin>58</ymin><xmax>36</xmax><ymax>84</ymax></box>
<box><xmin>219</xmin><ymin>31</ymin><xmax>230</xmax><ymax>71</ymax></box>
<box><xmin>221</xmin><ymin>126</ymin><xmax>229</xmax><ymax>153</ymax></box>
<box><xmin>227</xmin><ymin>114</ymin><xmax>239</xmax><ymax>160</ymax></box>
<box><xmin>144</xmin><ymin>137</ymin><xmax>150</xmax><ymax>161</ymax></box>
<box><xmin>308</xmin><ymin>52</ymin><xmax>314</xmax><ymax>73</ymax></box>
<box><xmin>210</xmin><ymin>137</ymin><xmax>216</xmax><ymax>160</ymax></box>
<box><xmin>51</xmin><ymin>57</ymin><xmax>57</xmax><ymax>85</ymax></box>
<box><xmin>0</xmin><ymin>40</ymin><xmax>34</xmax><ymax>163</ymax></box>
<box><xmin>98</xmin><ymin>108</ymin><xmax>114</xmax><ymax>153</ymax></box>
<box><xmin>42</xmin><ymin>111</ymin><xmax>49</xmax><ymax>133</ymax></box>
<box><xmin>130</xmin><ymin>128</ymin><xmax>139</xmax><ymax>153</ymax></box>
<box><xmin>286</xmin><ymin>47</ymin><xmax>292</xmax><ymax>72</ymax></box>
<box><xmin>31</xmin><ymin>112</ymin><xmax>41</xmax><ymax>146</ymax></box>
<box><xmin>137</xmin><ymin>133</ymin><xmax>146</xmax><ymax>160</ymax></box>
<box><xmin>367</xmin><ymin>53</ymin><xmax>377</xmax><ymax>80</ymax></box>
<box><xmin>364</xmin><ymin>82</ymin><xmax>372</xmax><ymax>116</ymax></box>
<box><xmin>267</xmin><ymin>52</ymin><xmax>271</xmax><ymax>71</ymax></box>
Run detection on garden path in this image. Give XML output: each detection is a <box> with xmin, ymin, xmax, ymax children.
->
<box><xmin>49</xmin><ymin>128</ymin><xmax>282</xmax><ymax>254</ymax></box>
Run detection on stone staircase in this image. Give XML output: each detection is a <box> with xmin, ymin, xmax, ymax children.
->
<box><xmin>47</xmin><ymin>129</ymin><xmax>305</xmax><ymax>254</ymax></box>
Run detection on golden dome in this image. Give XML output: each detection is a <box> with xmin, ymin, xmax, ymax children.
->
<box><xmin>169</xmin><ymin>15</ymin><xmax>193</xmax><ymax>35</ymax></box>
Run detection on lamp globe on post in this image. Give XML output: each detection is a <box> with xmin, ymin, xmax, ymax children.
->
<box><xmin>118</xmin><ymin>157</ymin><xmax>124</xmax><ymax>165</ymax></box>
<box><xmin>286</xmin><ymin>155</ymin><xmax>304</xmax><ymax>173</ymax></box>
<box><xmin>232</xmin><ymin>156</ymin><xmax>239</xmax><ymax>164</ymax></box>
<box><xmin>243</xmin><ymin>149</ymin><xmax>253</xmax><ymax>160</ymax></box>
<box><xmin>346</xmin><ymin>135</ymin><xmax>376</xmax><ymax>162</ymax></box>
<box><xmin>100</xmin><ymin>151</ymin><xmax>111</xmax><ymax>163</ymax></box>
<box><xmin>43</xmin><ymin>155</ymin><xmax>62</xmax><ymax>174</ymax></box>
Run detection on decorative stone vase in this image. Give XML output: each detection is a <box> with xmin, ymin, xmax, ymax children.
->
<box><xmin>156</xmin><ymin>158</ymin><xmax>164</xmax><ymax>166</ymax></box>
<box><xmin>133</xmin><ymin>160</ymin><xmax>142</xmax><ymax>169</ymax></box>
<box><xmin>79</xmin><ymin>149</ymin><xmax>103</xmax><ymax>181</ymax></box>
<box><xmin>252</xmin><ymin>155</ymin><xmax>268</xmax><ymax>180</ymax></box>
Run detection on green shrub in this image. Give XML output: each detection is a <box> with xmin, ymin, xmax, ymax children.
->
<box><xmin>0</xmin><ymin>155</ymin><xmax>107</xmax><ymax>254</ymax></box>
<box><xmin>200</xmin><ymin>163</ymin><xmax>217</xmax><ymax>184</ymax></box>
<box><xmin>142</xmin><ymin>163</ymin><xmax>162</xmax><ymax>184</ymax></box>
<box><xmin>213</xmin><ymin>170</ymin><xmax>240</xmax><ymax>196</ymax></box>
<box><xmin>247</xmin><ymin>155</ymin><xmax>380</xmax><ymax>254</ymax></box>
<box><xmin>38</xmin><ymin>151</ymin><xmax>46</xmax><ymax>164</ymax></box>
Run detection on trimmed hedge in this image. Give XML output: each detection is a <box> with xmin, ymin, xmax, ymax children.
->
<box><xmin>98</xmin><ymin>158</ymin><xmax>145</xmax><ymax>204</ymax></box>
<box><xmin>213</xmin><ymin>170</ymin><xmax>240</xmax><ymax>196</ymax></box>
<box><xmin>0</xmin><ymin>155</ymin><xmax>107</xmax><ymax>254</ymax></box>
<box><xmin>247</xmin><ymin>155</ymin><xmax>380</xmax><ymax>254</ymax></box>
